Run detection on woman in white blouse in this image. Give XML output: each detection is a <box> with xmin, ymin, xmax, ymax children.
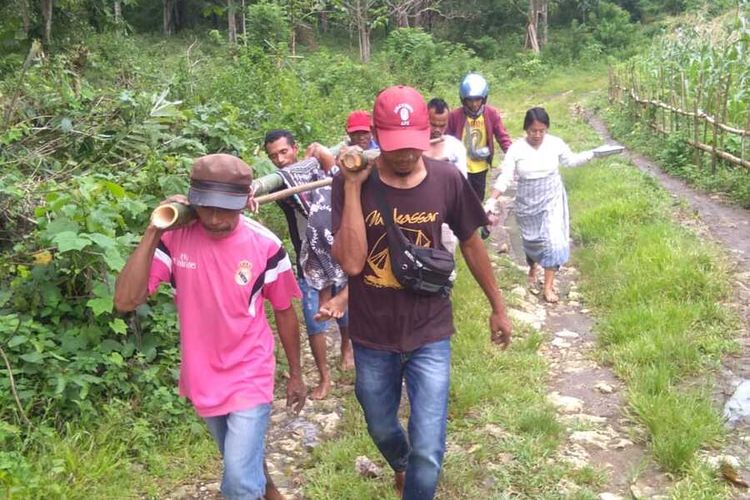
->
<box><xmin>483</xmin><ymin>107</ymin><xmax>596</xmax><ymax>303</ymax></box>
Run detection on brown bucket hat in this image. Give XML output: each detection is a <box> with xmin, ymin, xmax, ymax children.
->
<box><xmin>187</xmin><ymin>154</ymin><xmax>253</xmax><ymax>210</ymax></box>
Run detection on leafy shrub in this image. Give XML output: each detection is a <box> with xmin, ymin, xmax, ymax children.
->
<box><xmin>589</xmin><ymin>1</ymin><xmax>641</xmax><ymax>52</ymax></box>
<box><xmin>245</xmin><ymin>1</ymin><xmax>290</xmax><ymax>53</ymax></box>
<box><xmin>381</xmin><ymin>28</ymin><xmax>478</xmax><ymax>92</ymax></box>
<box><xmin>506</xmin><ymin>51</ymin><xmax>547</xmax><ymax>81</ymax></box>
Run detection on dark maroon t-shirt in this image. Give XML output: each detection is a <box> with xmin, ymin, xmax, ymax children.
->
<box><xmin>332</xmin><ymin>156</ymin><xmax>489</xmax><ymax>352</ymax></box>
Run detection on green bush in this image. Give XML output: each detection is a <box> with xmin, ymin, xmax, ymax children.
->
<box><xmin>381</xmin><ymin>28</ymin><xmax>479</xmax><ymax>92</ymax></box>
<box><xmin>245</xmin><ymin>1</ymin><xmax>290</xmax><ymax>53</ymax></box>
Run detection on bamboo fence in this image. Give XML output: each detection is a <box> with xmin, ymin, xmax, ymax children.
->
<box><xmin>608</xmin><ymin>67</ymin><xmax>750</xmax><ymax>172</ymax></box>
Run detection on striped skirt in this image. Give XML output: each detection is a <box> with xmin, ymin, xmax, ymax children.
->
<box><xmin>514</xmin><ymin>173</ymin><xmax>570</xmax><ymax>269</ymax></box>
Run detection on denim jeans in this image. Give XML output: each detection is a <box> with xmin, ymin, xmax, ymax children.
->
<box><xmin>203</xmin><ymin>403</ymin><xmax>271</xmax><ymax>500</ymax></box>
<box><xmin>353</xmin><ymin>338</ymin><xmax>451</xmax><ymax>500</ymax></box>
<box><xmin>299</xmin><ymin>277</ymin><xmax>349</xmax><ymax>335</ymax></box>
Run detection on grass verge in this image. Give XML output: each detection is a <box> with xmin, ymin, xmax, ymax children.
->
<box><xmin>565</xmin><ymin>158</ymin><xmax>736</xmax><ymax>487</ymax></box>
<box><xmin>1</xmin><ymin>400</ymin><xmax>218</xmax><ymax>498</ymax></box>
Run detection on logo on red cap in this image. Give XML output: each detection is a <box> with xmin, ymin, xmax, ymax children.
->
<box><xmin>396</xmin><ymin>104</ymin><xmax>414</xmax><ymax>125</ymax></box>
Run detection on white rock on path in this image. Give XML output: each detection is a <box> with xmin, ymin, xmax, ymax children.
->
<box><xmin>547</xmin><ymin>392</ymin><xmax>584</xmax><ymax>413</ymax></box>
<box><xmin>555</xmin><ymin>329</ymin><xmax>581</xmax><ymax>339</ymax></box>
<box><xmin>569</xmin><ymin>430</ymin><xmax>611</xmax><ymax>450</ymax></box>
<box><xmin>551</xmin><ymin>337</ymin><xmax>571</xmax><ymax>349</ymax></box>
<box><xmin>594</xmin><ymin>381</ymin><xmax>615</xmax><ymax>394</ymax></box>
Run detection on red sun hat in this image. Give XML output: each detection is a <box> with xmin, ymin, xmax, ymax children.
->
<box><xmin>346</xmin><ymin>110</ymin><xmax>372</xmax><ymax>133</ymax></box>
<box><xmin>373</xmin><ymin>86</ymin><xmax>430</xmax><ymax>152</ymax></box>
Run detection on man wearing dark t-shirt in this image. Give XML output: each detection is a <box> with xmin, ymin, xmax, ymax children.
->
<box><xmin>332</xmin><ymin>85</ymin><xmax>512</xmax><ymax>500</ymax></box>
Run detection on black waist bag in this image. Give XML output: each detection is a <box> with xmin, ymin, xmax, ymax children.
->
<box><xmin>371</xmin><ymin>170</ymin><xmax>454</xmax><ymax>297</ymax></box>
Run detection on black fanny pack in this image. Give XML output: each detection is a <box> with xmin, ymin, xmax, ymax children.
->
<box><xmin>371</xmin><ymin>170</ymin><xmax>454</xmax><ymax>297</ymax></box>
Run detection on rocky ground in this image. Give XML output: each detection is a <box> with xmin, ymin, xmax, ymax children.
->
<box><xmin>489</xmin><ymin>192</ymin><xmax>674</xmax><ymax>499</ymax></box>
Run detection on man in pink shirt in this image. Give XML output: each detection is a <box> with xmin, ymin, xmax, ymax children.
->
<box><xmin>114</xmin><ymin>154</ymin><xmax>306</xmax><ymax>500</ymax></box>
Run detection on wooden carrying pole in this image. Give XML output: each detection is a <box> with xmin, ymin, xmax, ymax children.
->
<box><xmin>255</xmin><ymin>138</ymin><xmax>445</xmax><ymax>205</ymax></box>
<box><xmin>254</xmin><ymin>178</ymin><xmax>333</xmax><ymax>205</ymax></box>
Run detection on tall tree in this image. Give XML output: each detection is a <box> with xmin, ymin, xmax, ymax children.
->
<box><xmin>334</xmin><ymin>0</ymin><xmax>385</xmax><ymax>62</ymax></box>
<box><xmin>282</xmin><ymin>0</ymin><xmax>325</xmax><ymax>56</ymax></box>
<box><xmin>19</xmin><ymin>0</ymin><xmax>31</xmax><ymax>36</ymax></box>
<box><xmin>227</xmin><ymin>0</ymin><xmax>237</xmax><ymax>43</ymax></box>
<box><xmin>41</xmin><ymin>0</ymin><xmax>53</xmax><ymax>45</ymax></box>
<box><xmin>525</xmin><ymin>0</ymin><xmax>547</xmax><ymax>52</ymax></box>
<box><xmin>163</xmin><ymin>0</ymin><xmax>177</xmax><ymax>35</ymax></box>
<box><xmin>240</xmin><ymin>0</ymin><xmax>246</xmax><ymax>39</ymax></box>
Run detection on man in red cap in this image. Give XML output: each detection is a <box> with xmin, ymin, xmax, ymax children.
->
<box><xmin>329</xmin><ymin>110</ymin><xmax>379</xmax><ymax>157</ymax></box>
<box><xmin>331</xmin><ymin>87</ymin><xmax>512</xmax><ymax>499</ymax></box>
<box><xmin>114</xmin><ymin>153</ymin><xmax>306</xmax><ymax>500</ymax></box>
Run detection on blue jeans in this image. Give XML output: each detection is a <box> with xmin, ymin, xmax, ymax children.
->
<box><xmin>299</xmin><ymin>277</ymin><xmax>349</xmax><ymax>335</ymax></box>
<box><xmin>353</xmin><ymin>338</ymin><xmax>451</xmax><ymax>500</ymax></box>
<box><xmin>203</xmin><ymin>403</ymin><xmax>271</xmax><ymax>500</ymax></box>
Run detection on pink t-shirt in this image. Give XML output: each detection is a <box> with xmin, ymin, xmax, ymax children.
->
<box><xmin>148</xmin><ymin>216</ymin><xmax>300</xmax><ymax>417</ymax></box>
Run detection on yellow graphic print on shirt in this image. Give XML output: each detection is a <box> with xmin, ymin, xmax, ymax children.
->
<box><xmin>363</xmin><ymin>208</ymin><xmax>438</xmax><ymax>289</ymax></box>
<box><xmin>463</xmin><ymin>115</ymin><xmax>489</xmax><ymax>174</ymax></box>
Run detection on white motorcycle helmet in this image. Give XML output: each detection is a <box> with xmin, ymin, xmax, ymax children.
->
<box><xmin>459</xmin><ymin>73</ymin><xmax>489</xmax><ymax>118</ymax></box>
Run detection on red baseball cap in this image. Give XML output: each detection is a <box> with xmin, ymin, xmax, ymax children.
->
<box><xmin>373</xmin><ymin>86</ymin><xmax>430</xmax><ymax>152</ymax></box>
<box><xmin>346</xmin><ymin>110</ymin><xmax>372</xmax><ymax>133</ymax></box>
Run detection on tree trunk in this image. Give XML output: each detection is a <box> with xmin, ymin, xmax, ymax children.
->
<box><xmin>240</xmin><ymin>0</ymin><xmax>246</xmax><ymax>40</ymax></box>
<box><xmin>20</xmin><ymin>0</ymin><xmax>31</xmax><ymax>35</ymax></box>
<box><xmin>114</xmin><ymin>0</ymin><xmax>122</xmax><ymax>26</ymax></box>
<box><xmin>537</xmin><ymin>0</ymin><xmax>547</xmax><ymax>48</ymax></box>
<box><xmin>320</xmin><ymin>11</ymin><xmax>329</xmax><ymax>32</ymax></box>
<box><xmin>41</xmin><ymin>0</ymin><xmax>53</xmax><ymax>46</ymax></box>
<box><xmin>359</xmin><ymin>22</ymin><xmax>370</xmax><ymax>63</ymax></box>
<box><xmin>227</xmin><ymin>0</ymin><xmax>237</xmax><ymax>44</ymax></box>
<box><xmin>524</xmin><ymin>0</ymin><xmax>547</xmax><ymax>52</ymax></box>
<box><xmin>163</xmin><ymin>0</ymin><xmax>175</xmax><ymax>35</ymax></box>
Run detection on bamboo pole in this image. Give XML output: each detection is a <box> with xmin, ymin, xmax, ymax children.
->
<box><xmin>711</xmin><ymin>77</ymin><xmax>722</xmax><ymax>175</ymax></box>
<box><xmin>648</xmin><ymin>122</ymin><xmax>750</xmax><ymax>170</ymax></box>
<box><xmin>254</xmin><ymin>178</ymin><xmax>333</xmax><ymax>205</ymax></box>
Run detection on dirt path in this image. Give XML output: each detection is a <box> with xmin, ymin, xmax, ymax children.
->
<box><xmin>489</xmin><ymin>112</ymin><xmax>750</xmax><ymax>498</ymax></box>
<box><xmin>490</xmin><ymin>185</ymin><xmax>673</xmax><ymax>497</ymax></box>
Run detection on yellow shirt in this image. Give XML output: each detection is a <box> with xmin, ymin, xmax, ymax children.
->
<box><xmin>463</xmin><ymin>115</ymin><xmax>489</xmax><ymax>173</ymax></box>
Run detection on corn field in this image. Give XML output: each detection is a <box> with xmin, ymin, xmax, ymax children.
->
<box><xmin>609</xmin><ymin>2</ymin><xmax>750</xmax><ymax>174</ymax></box>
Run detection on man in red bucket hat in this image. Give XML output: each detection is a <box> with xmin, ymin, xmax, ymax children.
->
<box><xmin>331</xmin><ymin>86</ymin><xmax>512</xmax><ymax>499</ymax></box>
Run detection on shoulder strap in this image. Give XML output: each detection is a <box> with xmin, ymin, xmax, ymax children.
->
<box><xmin>369</xmin><ymin>169</ymin><xmax>411</xmax><ymax>248</ymax></box>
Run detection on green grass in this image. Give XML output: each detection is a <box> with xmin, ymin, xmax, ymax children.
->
<box><xmin>1</xmin><ymin>401</ymin><xmax>218</xmax><ymax>499</ymax></box>
<box><xmin>565</xmin><ymin>159</ymin><xmax>737</xmax><ymax>477</ymax></box>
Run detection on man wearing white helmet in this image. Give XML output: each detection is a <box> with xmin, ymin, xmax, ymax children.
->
<box><xmin>446</xmin><ymin>73</ymin><xmax>512</xmax><ymax>205</ymax></box>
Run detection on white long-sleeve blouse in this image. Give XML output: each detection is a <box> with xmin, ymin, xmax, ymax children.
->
<box><xmin>492</xmin><ymin>134</ymin><xmax>593</xmax><ymax>193</ymax></box>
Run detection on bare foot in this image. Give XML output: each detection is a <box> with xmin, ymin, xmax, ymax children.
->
<box><xmin>341</xmin><ymin>344</ymin><xmax>354</xmax><ymax>371</ymax></box>
<box><xmin>264</xmin><ymin>483</ymin><xmax>285</xmax><ymax>500</ymax></box>
<box><xmin>314</xmin><ymin>290</ymin><xmax>348</xmax><ymax>322</ymax></box>
<box><xmin>264</xmin><ymin>461</ymin><xmax>285</xmax><ymax>500</ymax></box>
<box><xmin>310</xmin><ymin>378</ymin><xmax>331</xmax><ymax>400</ymax></box>
<box><xmin>527</xmin><ymin>264</ymin><xmax>538</xmax><ymax>286</ymax></box>
<box><xmin>394</xmin><ymin>471</ymin><xmax>405</xmax><ymax>497</ymax></box>
<box><xmin>543</xmin><ymin>290</ymin><xmax>559</xmax><ymax>303</ymax></box>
